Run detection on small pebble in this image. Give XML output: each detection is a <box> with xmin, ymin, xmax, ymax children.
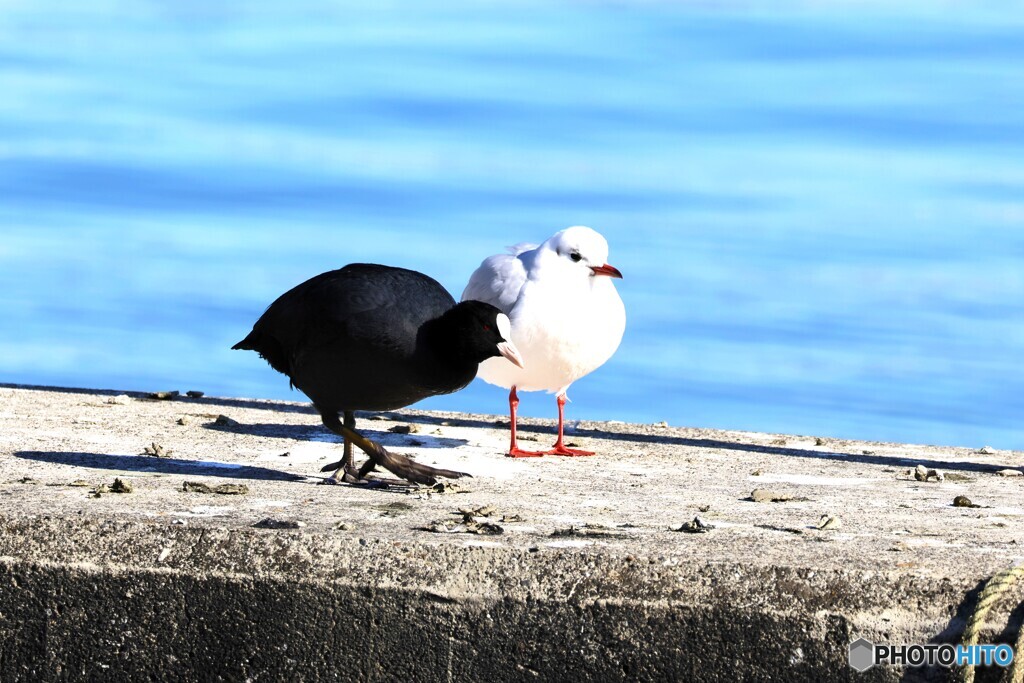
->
<box><xmin>110</xmin><ymin>478</ymin><xmax>133</xmax><ymax>494</ymax></box>
<box><xmin>213</xmin><ymin>414</ymin><xmax>239</xmax><ymax>427</ymax></box>
<box><xmin>106</xmin><ymin>394</ymin><xmax>131</xmax><ymax>405</ymax></box>
<box><xmin>912</xmin><ymin>465</ymin><xmax>943</xmax><ymax>482</ymax></box>
<box><xmin>148</xmin><ymin>391</ymin><xmax>179</xmax><ymax>400</ymax></box>
<box><xmin>978</xmin><ymin>446</ymin><xmax>996</xmax><ymax>455</ymax></box>
<box><xmin>996</xmin><ymin>469</ymin><xmax>1023</xmax><ymax>477</ymax></box>
<box><xmin>388</xmin><ymin>424</ymin><xmax>419</xmax><ymax>434</ymax></box>
<box><xmin>186</xmin><ymin>390</ymin><xmax>205</xmax><ymax>398</ymax></box>
<box><xmin>953</xmin><ymin>495</ymin><xmax>981</xmax><ymax>508</ymax></box>
<box><xmin>176</xmin><ymin>416</ymin><xmax>191</xmax><ymax>426</ymax></box>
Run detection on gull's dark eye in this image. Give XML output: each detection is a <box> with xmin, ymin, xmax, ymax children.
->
<box><xmin>569</xmin><ymin>252</ymin><xmax>582</xmax><ymax>262</ymax></box>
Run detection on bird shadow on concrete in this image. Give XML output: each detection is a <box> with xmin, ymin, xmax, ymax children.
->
<box><xmin>201</xmin><ymin>421</ymin><xmax>469</xmax><ymax>450</ymax></box>
<box><xmin>5</xmin><ymin>384</ymin><xmax>1012</xmax><ymax>474</ymax></box>
<box><xmin>14</xmin><ymin>450</ymin><xmax>306</xmax><ymax>482</ymax></box>
<box><xmin>382</xmin><ymin>412</ymin><xmax>1016</xmax><ymax>475</ymax></box>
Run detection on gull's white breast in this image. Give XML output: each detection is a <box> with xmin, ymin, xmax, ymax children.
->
<box><xmin>476</xmin><ymin>275</ymin><xmax>625</xmax><ymax>394</ymax></box>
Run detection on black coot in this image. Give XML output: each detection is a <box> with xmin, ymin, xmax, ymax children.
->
<box><xmin>233</xmin><ymin>263</ymin><xmax>524</xmax><ymax>485</ymax></box>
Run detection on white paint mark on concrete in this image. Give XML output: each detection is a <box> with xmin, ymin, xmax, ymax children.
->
<box><xmin>545</xmin><ymin>540</ymin><xmax>594</xmax><ymax>548</ymax></box>
<box><xmin>751</xmin><ymin>474</ymin><xmax>880</xmax><ymax>486</ymax></box>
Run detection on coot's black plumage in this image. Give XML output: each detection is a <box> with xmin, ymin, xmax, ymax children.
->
<box><xmin>233</xmin><ymin>263</ymin><xmax>524</xmax><ymax>485</ymax></box>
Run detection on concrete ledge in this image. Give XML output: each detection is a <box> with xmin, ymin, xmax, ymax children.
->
<box><xmin>1</xmin><ymin>384</ymin><xmax>1022</xmax><ymax>681</ymax></box>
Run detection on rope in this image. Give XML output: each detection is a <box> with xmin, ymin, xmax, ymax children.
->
<box><xmin>961</xmin><ymin>564</ymin><xmax>1024</xmax><ymax>683</ymax></box>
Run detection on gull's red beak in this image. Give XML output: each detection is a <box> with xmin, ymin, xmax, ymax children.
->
<box><xmin>590</xmin><ymin>263</ymin><xmax>623</xmax><ymax>279</ymax></box>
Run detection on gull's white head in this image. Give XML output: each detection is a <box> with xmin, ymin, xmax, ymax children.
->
<box><xmin>538</xmin><ymin>226</ymin><xmax>623</xmax><ymax>281</ymax></box>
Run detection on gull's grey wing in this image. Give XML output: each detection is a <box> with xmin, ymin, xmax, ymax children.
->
<box><xmin>461</xmin><ymin>244</ymin><xmax>536</xmax><ymax>314</ymax></box>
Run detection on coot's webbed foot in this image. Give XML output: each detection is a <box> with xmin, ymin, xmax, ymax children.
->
<box><xmin>369</xmin><ymin>441</ymin><xmax>470</xmax><ymax>485</ymax></box>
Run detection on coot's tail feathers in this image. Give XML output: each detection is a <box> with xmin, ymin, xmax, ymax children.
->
<box><xmin>232</xmin><ymin>330</ymin><xmax>293</xmax><ymax>378</ymax></box>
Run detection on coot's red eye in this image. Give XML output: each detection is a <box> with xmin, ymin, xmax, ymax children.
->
<box><xmin>483</xmin><ymin>324</ymin><xmax>491</xmax><ymax>332</ymax></box>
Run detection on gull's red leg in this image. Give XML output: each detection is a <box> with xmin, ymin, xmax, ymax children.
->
<box><xmin>545</xmin><ymin>393</ymin><xmax>594</xmax><ymax>456</ymax></box>
<box><xmin>507</xmin><ymin>386</ymin><xmax>544</xmax><ymax>457</ymax></box>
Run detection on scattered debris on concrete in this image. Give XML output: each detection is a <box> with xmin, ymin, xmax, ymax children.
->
<box><xmin>674</xmin><ymin>517</ymin><xmax>714</xmax><ymax>533</ymax></box>
<box><xmin>253</xmin><ymin>518</ymin><xmax>305</xmax><ymax>530</ymax></box>
<box><xmin>182</xmin><ymin>481</ymin><xmax>249</xmax><ymax>495</ymax></box>
<box><xmin>430</xmin><ymin>482</ymin><xmax>468</xmax><ymax>494</ymax></box>
<box><xmin>816</xmin><ymin>515</ymin><xmax>841</xmax><ymax>531</ymax></box>
<box><xmin>750</xmin><ymin>489</ymin><xmax>810</xmax><ymax>503</ymax></box>
<box><xmin>459</xmin><ymin>505</ymin><xmax>496</xmax><ymax>518</ymax></box>
<box><xmin>551</xmin><ymin>524</ymin><xmax>629</xmax><ymax>539</ymax></box>
<box><xmin>143</xmin><ymin>443</ymin><xmax>173</xmax><ymax>458</ymax></box>
<box><xmin>953</xmin><ymin>495</ymin><xmax>981</xmax><ymax>509</ymax></box>
<box><xmin>424</xmin><ymin>518</ymin><xmax>504</xmax><ymax>535</ymax></box>
<box><xmin>500</xmin><ymin>513</ymin><xmax>525</xmax><ymax>523</ymax></box>
<box><xmin>91</xmin><ymin>478</ymin><xmax>132</xmax><ymax>497</ymax></box>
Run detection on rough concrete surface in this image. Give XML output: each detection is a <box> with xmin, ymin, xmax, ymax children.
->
<box><xmin>0</xmin><ymin>383</ymin><xmax>1022</xmax><ymax>682</ymax></box>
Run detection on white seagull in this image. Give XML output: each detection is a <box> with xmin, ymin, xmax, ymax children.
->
<box><xmin>462</xmin><ymin>226</ymin><xmax>626</xmax><ymax>457</ymax></box>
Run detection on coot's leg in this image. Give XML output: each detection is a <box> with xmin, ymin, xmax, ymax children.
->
<box><xmin>322</xmin><ymin>411</ymin><xmax>364</xmax><ymax>483</ymax></box>
<box><xmin>543</xmin><ymin>393</ymin><xmax>594</xmax><ymax>456</ymax></box>
<box><xmin>320</xmin><ymin>411</ymin><xmax>470</xmax><ymax>486</ymax></box>
<box><xmin>507</xmin><ymin>386</ymin><xmax>543</xmax><ymax>458</ymax></box>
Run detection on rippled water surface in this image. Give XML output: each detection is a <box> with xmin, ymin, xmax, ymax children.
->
<box><xmin>1</xmin><ymin>2</ymin><xmax>1022</xmax><ymax>449</ymax></box>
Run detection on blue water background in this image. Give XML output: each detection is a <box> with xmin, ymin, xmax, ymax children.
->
<box><xmin>1</xmin><ymin>2</ymin><xmax>1022</xmax><ymax>449</ymax></box>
